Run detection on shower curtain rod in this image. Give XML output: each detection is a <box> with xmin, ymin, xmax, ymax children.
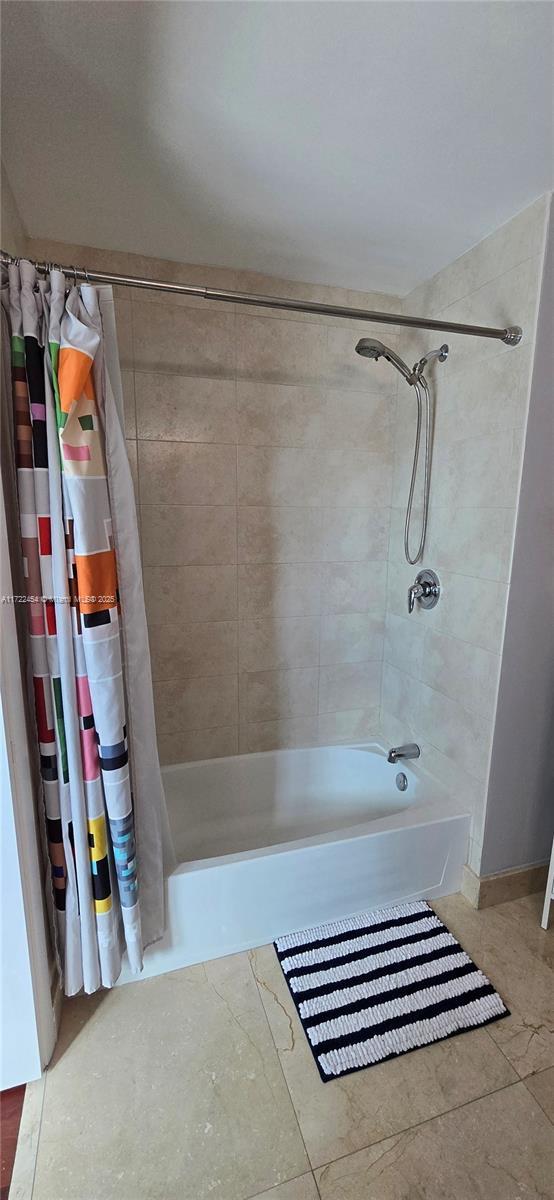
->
<box><xmin>0</xmin><ymin>249</ymin><xmax>523</xmax><ymax>345</ymax></box>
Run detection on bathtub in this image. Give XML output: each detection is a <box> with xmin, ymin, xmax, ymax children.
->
<box><xmin>118</xmin><ymin>743</ymin><xmax>470</xmax><ymax>984</ymax></box>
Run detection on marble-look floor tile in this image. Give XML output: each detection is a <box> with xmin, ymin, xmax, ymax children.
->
<box><xmin>6</xmin><ymin>1074</ymin><xmax>45</xmax><ymax>1200</ymax></box>
<box><xmin>314</xmin><ymin>1083</ymin><xmax>554</xmax><ymax>1199</ymax></box>
<box><xmin>247</xmin><ymin>1173</ymin><xmax>320</xmax><ymax>1200</ymax></box>
<box><xmin>249</xmin><ymin>944</ymin><xmax>517</xmax><ymax>1169</ymax></box>
<box><xmin>32</xmin><ymin>954</ymin><xmax>309</xmax><ymax>1200</ymax></box>
<box><xmin>525</xmin><ymin>1067</ymin><xmax>554</xmax><ymax>1123</ymax></box>
<box><xmin>432</xmin><ymin>894</ymin><xmax>554</xmax><ymax>1077</ymax></box>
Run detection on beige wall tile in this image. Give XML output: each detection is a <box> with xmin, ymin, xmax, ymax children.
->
<box><xmin>320</xmin><ymin>507</ymin><xmax>390</xmax><ymax>562</ymax></box>
<box><xmin>154</xmin><ymin>674</ymin><xmax>238</xmax><ymax>734</ymax></box>
<box><xmin>238</xmin><ymin>506</ymin><xmax>323</xmax><ymax>564</ymax></box>
<box><xmin>124</xmin><ymin>256</ymin><xmax>238</xmax><ymax>311</ymax></box>
<box><xmin>238</xmin><ymin>447</ymin><xmax>323</xmax><ymax>507</ymax></box>
<box><xmin>239</xmin><ymin>717</ymin><xmax>318</xmax><ymax>754</ymax></box>
<box><xmin>135</xmin><ymin>374</ymin><xmax>237</xmax><ymax>443</ymax></box>
<box><xmin>237</xmin><ymin>381</ymin><xmax>327</xmax><ymax>445</ymax></box>
<box><xmin>318</xmin><ymin>661</ymin><xmax>381</xmax><ymax>713</ymax></box>
<box><xmin>420</xmin><ymin>629</ymin><xmax>501</xmax><ymax>718</ymax></box>
<box><xmin>430</xmin><ymin>569</ymin><xmax>508</xmax><ymax>653</ymax></box>
<box><xmin>382</xmin><ymin>663</ymin><xmax>418</xmax><ymax>731</ymax></box>
<box><xmin>427</xmin><ymin>505</ymin><xmax>514</xmax><ymax>582</ymax></box>
<box><xmin>143</xmin><ymin>565</ymin><xmax>237</xmax><ymax>624</ymax></box>
<box><xmin>384</xmin><ymin>612</ymin><xmax>427</xmax><ymax>676</ymax></box>
<box><xmin>133</xmin><ymin>301</ymin><xmax>236</xmax><ymax>376</ymax></box>
<box><xmin>141</xmin><ymin>505</ymin><xmax>236</xmax><ymax>566</ymax></box>
<box><xmin>322</xmin><ymin>562</ymin><xmax>386</xmax><ymax>614</ymax></box>
<box><xmin>238</xmin><ymin>564</ymin><xmax>321</xmax><ymax>618</ymax></box>
<box><xmin>434</xmin><ymin>253</ymin><xmax>542</xmax><ymax>370</ymax></box>
<box><xmin>121</xmin><ymin>369</ymin><xmax>136</xmax><ymax>437</ymax></box>
<box><xmin>236</xmin><ymin>314</ymin><xmax>328</xmax><ymax>384</ymax></box>
<box><xmin>432</xmin><ymin>430</ymin><xmax>520</xmax><ymax>510</ymax></box>
<box><xmin>234</xmin><ymin>267</ymin><xmax>401</xmax><ymax>328</ymax></box>
<box><xmin>434</xmin><ymin>345</ymin><xmax>533</xmax><ymax>444</ymax></box>
<box><xmin>238</xmin><ymin>446</ymin><xmax>391</xmax><ymax>509</ymax></box>
<box><xmin>126</xmin><ymin>439</ymin><xmax>139</xmax><ymax>508</ymax></box>
<box><xmin>149</xmin><ymin>621</ymin><xmax>238</xmax><ymax>681</ymax></box>
<box><xmin>157</xmin><ymin>725</ymin><xmax>238</xmax><ymax>765</ymax></box>
<box><xmin>139</xmin><ymin>441</ymin><xmax>236</xmax><ymax>506</ymax></box>
<box><xmin>239</xmin><ymin>668</ymin><xmax>319</xmax><ymax>724</ymax></box>
<box><xmin>418</xmin><ymin>683</ymin><xmax>493</xmax><ymax>781</ymax></box>
<box><xmin>237</xmin><ymin>380</ymin><xmax>392</xmax><ymax>449</ymax></box>
<box><xmin>320</xmin><ymin>613</ymin><xmax>384</xmax><ymax>665</ymax></box>
<box><xmin>317</xmin><ymin>708</ymin><xmax>380</xmax><ymax>745</ymax></box>
<box><xmin>234</xmin><ymin>269</ymin><xmax>346</xmax><ymax>325</ymax></box>
<box><xmin>239</xmin><ymin>617</ymin><xmax>319</xmax><ymax>673</ymax></box>
<box><xmin>113</xmin><ymin>297</ymin><xmax>133</xmax><ymax>368</ymax></box>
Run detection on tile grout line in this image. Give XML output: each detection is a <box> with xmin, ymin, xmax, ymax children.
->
<box><xmin>246</xmin><ymin>933</ymin><xmax>536</xmax><ymax>1181</ymax></box>
<box><xmin>312</xmin><ymin>1074</ymin><xmax>527</xmax><ymax>1178</ymax></box>
<box><xmin>242</xmin><ymin>1169</ymin><xmax>321</xmax><ymax>1200</ymax></box>
<box><xmin>24</xmin><ymin>1070</ymin><xmax>47</xmax><ymax>1200</ymax></box>
<box><xmin>521</xmin><ymin>1071</ymin><xmax>554</xmax><ymax>1127</ymax></box>
<box><xmin>245</xmin><ymin>948</ymin><xmax>315</xmax><ymax>1192</ymax></box>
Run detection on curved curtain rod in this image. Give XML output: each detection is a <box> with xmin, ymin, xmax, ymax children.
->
<box><xmin>0</xmin><ymin>249</ymin><xmax>523</xmax><ymax>345</ymax></box>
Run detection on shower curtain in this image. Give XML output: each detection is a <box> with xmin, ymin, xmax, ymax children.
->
<box><xmin>3</xmin><ymin>259</ymin><xmax>173</xmax><ymax>995</ymax></box>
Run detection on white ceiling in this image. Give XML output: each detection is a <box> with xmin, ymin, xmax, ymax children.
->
<box><xmin>2</xmin><ymin>1</ymin><xmax>552</xmax><ymax>294</ymax></box>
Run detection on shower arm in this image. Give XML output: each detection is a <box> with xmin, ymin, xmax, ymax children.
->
<box><xmin>0</xmin><ymin>250</ymin><xmax>523</xmax><ymax>345</ymax></box>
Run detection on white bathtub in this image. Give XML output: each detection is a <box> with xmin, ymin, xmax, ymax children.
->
<box><xmin>119</xmin><ymin>743</ymin><xmax>470</xmax><ymax>984</ymax></box>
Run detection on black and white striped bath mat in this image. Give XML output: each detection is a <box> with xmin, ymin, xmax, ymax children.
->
<box><xmin>274</xmin><ymin>900</ymin><xmax>509</xmax><ymax>1081</ymax></box>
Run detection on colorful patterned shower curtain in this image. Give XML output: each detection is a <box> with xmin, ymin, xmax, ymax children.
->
<box><xmin>4</xmin><ymin>260</ymin><xmax>172</xmax><ymax>995</ymax></box>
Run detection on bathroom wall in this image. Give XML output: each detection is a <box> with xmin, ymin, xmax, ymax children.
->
<box><xmin>24</xmin><ymin>193</ymin><xmax>551</xmax><ymax>855</ymax></box>
<box><xmin>381</xmin><ymin>195</ymin><xmax>550</xmax><ymax>873</ymax></box>
<box><xmin>1</xmin><ymin>159</ymin><xmax>26</xmax><ymax>254</ymax></box>
<box><xmin>479</xmin><ymin>198</ymin><xmax>554</xmax><ymax>876</ymax></box>
<box><xmin>27</xmin><ymin>235</ymin><xmax>401</xmax><ymax>764</ymax></box>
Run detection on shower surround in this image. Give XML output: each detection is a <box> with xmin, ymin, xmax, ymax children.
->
<box><xmin>27</xmin><ymin>193</ymin><xmax>550</xmax><ymax>886</ymax></box>
<box><xmin>382</xmin><ymin>195</ymin><xmax>550</xmax><ymax>877</ymax></box>
<box><xmin>27</xmin><ymin>236</ymin><xmax>401</xmax><ymax>764</ymax></box>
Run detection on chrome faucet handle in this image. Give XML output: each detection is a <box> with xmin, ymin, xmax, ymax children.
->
<box><xmin>408</xmin><ymin>582</ymin><xmax>424</xmax><ymax>614</ymax></box>
<box><xmin>407</xmin><ymin>569</ymin><xmax>440</xmax><ymax>614</ymax></box>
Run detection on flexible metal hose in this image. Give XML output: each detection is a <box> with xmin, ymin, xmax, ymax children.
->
<box><xmin>403</xmin><ymin>375</ymin><xmax>431</xmax><ymax>565</ymax></box>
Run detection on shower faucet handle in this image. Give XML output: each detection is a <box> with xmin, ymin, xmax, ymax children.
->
<box><xmin>408</xmin><ymin>569</ymin><xmax>440</xmax><ymax>614</ymax></box>
<box><xmin>407</xmin><ymin>582</ymin><xmax>424</xmax><ymax>614</ymax></box>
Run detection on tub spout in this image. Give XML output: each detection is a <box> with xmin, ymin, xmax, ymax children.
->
<box><xmin>387</xmin><ymin>743</ymin><xmax>421</xmax><ymax>764</ymax></box>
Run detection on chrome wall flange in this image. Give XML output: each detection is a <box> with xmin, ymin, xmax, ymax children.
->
<box><xmin>408</xmin><ymin>569</ymin><xmax>441</xmax><ymax>614</ymax></box>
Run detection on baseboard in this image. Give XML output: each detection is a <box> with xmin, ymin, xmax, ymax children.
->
<box><xmin>461</xmin><ymin>862</ymin><xmax>549</xmax><ymax>910</ymax></box>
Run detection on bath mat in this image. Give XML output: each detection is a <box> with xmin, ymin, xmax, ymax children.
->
<box><xmin>274</xmin><ymin>900</ymin><xmax>509</xmax><ymax>1081</ymax></box>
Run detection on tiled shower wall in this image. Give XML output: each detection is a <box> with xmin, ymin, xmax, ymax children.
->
<box><xmin>27</xmin><ymin>237</ymin><xmax>401</xmax><ymax>764</ymax></box>
<box><xmin>28</xmin><ymin>194</ymin><xmax>548</xmax><ymax>810</ymax></box>
<box><xmin>381</xmin><ymin>196</ymin><xmax>549</xmax><ymax>872</ymax></box>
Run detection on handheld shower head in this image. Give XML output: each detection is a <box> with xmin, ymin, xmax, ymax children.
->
<box><xmin>355</xmin><ymin>337</ymin><xmax>414</xmax><ymax>383</ymax></box>
<box><xmin>355</xmin><ymin>335</ymin><xmax>448</xmax><ymax>567</ymax></box>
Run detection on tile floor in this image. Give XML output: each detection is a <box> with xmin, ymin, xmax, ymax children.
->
<box><xmin>11</xmin><ymin>892</ymin><xmax>554</xmax><ymax>1200</ymax></box>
